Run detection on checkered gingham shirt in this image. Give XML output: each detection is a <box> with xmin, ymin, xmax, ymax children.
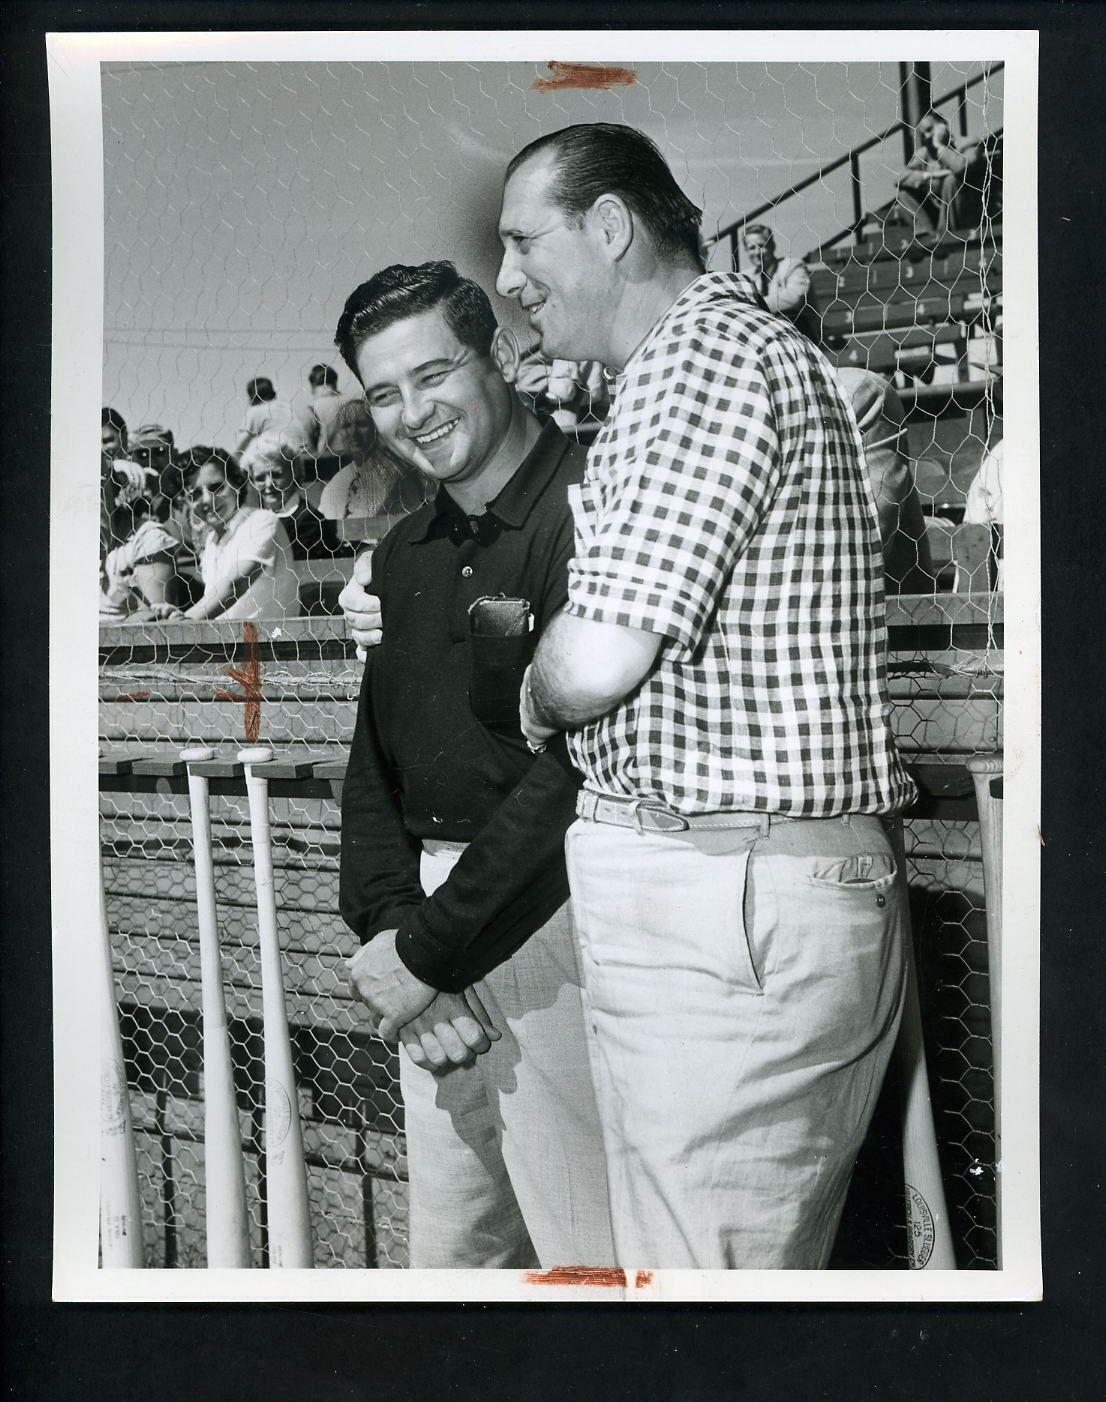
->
<box><xmin>565</xmin><ymin>271</ymin><xmax>916</xmax><ymax>818</ymax></box>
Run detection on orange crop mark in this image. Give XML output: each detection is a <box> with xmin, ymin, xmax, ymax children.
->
<box><xmin>111</xmin><ymin>691</ymin><xmax>151</xmax><ymax>701</ymax></box>
<box><xmin>522</xmin><ymin>1267</ymin><xmax>628</xmax><ymax>1287</ymax></box>
<box><xmin>634</xmin><ymin>1270</ymin><xmax>653</xmax><ymax>1287</ymax></box>
<box><xmin>532</xmin><ymin>61</ymin><xmax>637</xmax><ymax>92</ymax></box>
<box><xmin>214</xmin><ymin>621</ymin><xmax>262</xmax><ymax>741</ymax></box>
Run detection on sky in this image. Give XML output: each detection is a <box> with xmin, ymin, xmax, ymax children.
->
<box><xmin>101</xmin><ymin>59</ymin><xmax>1004</xmax><ymax>449</ymax></box>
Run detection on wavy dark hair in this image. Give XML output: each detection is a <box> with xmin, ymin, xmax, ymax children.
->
<box><xmin>334</xmin><ymin>261</ymin><xmax>497</xmax><ymax>383</ymax></box>
<box><xmin>505</xmin><ymin>123</ymin><xmax>705</xmax><ymax>268</ymax></box>
<box><xmin>181</xmin><ymin>446</ymin><xmax>247</xmax><ymax>497</ymax></box>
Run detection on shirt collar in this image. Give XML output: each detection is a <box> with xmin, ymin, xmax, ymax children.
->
<box><xmin>620</xmin><ymin>271</ymin><xmax>763</xmax><ymax>380</ymax></box>
<box><xmin>409</xmin><ymin>419</ymin><xmax>570</xmax><ymax>545</ymax></box>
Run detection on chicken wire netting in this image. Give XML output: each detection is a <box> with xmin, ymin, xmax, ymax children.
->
<box><xmin>99</xmin><ymin>58</ymin><xmax>1005</xmax><ymax>1269</ymax></box>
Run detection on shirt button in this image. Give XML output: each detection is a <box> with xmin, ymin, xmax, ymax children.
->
<box><xmin>461</xmin><ymin>565</ymin><xmax>473</xmax><ymax>578</ymax></box>
<box><xmin>876</xmin><ymin>894</ymin><xmax>886</xmax><ymax>907</ymax></box>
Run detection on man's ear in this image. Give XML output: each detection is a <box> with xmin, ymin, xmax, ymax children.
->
<box><xmin>588</xmin><ymin>193</ymin><xmax>634</xmax><ymax>262</ymax></box>
<box><xmin>491</xmin><ymin>325</ymin><xmax>524</xmax><ymax>386</ymax></box>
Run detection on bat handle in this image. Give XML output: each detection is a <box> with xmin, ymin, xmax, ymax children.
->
<box><xmin>239</xmin><ymin>747</ymin><xmax>314</xmax><ymax>1269</ymax></box>
<box><xmin>182</xmin><ymin>747</ymin><xmax>252</xmax><ymax>1269</ymax></box>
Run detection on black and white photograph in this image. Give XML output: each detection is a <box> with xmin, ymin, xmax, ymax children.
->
<box><xmin>48</xmin><ymin>27</ymin><xmax>1039</xmax><ymax>1303</ymax></box>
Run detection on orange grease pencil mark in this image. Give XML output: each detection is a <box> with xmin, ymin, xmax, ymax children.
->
<box><xmin>214</xmin><ymin>621</ymin><xmax>262</xmax><ymax>741</ymax></box>
<box><xmin>111</xmin><ymin>691</ymin><xmax>151</xmax><ymax>701</ymax></box>
<box><xmin>634</xmin><ymin>1270</ymin><xmax>654</xmax><ymax>1287</ymax></box>
<box><xmin>522</xmin><ymin>1267</ymin><xmax>629</xmax><ymax>1287</ymax></box>
<box><xmin>532</xmin><ymin>61</ymin><xmax>637</xmax><ymax>92</ymax></box>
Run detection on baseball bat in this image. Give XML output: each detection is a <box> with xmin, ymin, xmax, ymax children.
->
<box><xmin>967</xmin><ymin>754</ymin><xmax>1004</xmax><ymax>1267</ymax></box>
<box><xmin>239</xmin><ymin>746</ymin><xmax>314</xmax><ymax>1268</ymax></box>
<box><xmin>182</xmin><ymin>746</ymin><xmax>252</xmax><ymax>1268</ymax></box>
<box><xmin>99</xmin><ymin>865</ymin><xmax>145</xmax><ymax>1267</ymax></box>
<box><xmin>889</xmin><ymin>820</ymin><xmax>957</xmax><ymax>1269</ymax></box>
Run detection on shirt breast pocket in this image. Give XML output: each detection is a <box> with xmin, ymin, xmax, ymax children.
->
<box><xmin>467</xmin><ymin>596</ymin><xmax>533</xmax><ymax>728</ymax></box>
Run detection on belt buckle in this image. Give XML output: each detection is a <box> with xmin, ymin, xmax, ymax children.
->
<box><xmin>630</xmin><ymin>799</ymin><xmax>688</xmax><ymax>834</ymax></box>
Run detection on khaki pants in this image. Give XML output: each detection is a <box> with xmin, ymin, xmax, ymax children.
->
<box><xmin>565</xmin><ymin>812</ymin><xmax>907</xmax><ymax>1270</ymax></box>
<box><xmin>399</xmin><ymin>841</ymin><xmax>615</xmax><ymax>1269</ymax></box>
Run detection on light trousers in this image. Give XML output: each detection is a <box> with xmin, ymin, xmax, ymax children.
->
<box><xmin>399</xmin><ymin>840</ymin><xmax>615</xmax><ymax>1269</ymax></box>
<box><xmin>565</xmin><ymin>811</ymin><xmax>907</xmax><ymax>1270</ymax></box>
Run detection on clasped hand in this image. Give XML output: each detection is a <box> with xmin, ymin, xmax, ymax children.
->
<box><xmin>346</xmin><ymin>930</ymin><xmax>501</xmax><ymax>1071</ymax></box>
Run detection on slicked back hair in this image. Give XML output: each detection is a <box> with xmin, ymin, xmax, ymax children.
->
<box><xmin>335</xmin><ymin>261</ymin><xmax>498</xmax><ymax>383</ymax></box>
<box><xmin>505</xmin><ymin>123</ymin><xmax>705</xmax><ymax>269</ymax></box>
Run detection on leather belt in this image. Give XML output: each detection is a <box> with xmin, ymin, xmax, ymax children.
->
<box><xmin>576</xmin><ymin>789</ymin><xmax>776</xmax><ymax>834</ymax></box>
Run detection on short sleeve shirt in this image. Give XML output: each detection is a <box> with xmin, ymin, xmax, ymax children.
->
<box><xmin>565</xmin><ymin>271</ymin><xmax>915</xmax><ymax>818</ymax></box>
<box><xmin>199</xmin><ymin>507</ymin><xmax>300</xmax><ymax>620</ymax></box>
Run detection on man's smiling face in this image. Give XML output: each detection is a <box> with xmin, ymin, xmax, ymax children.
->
<box><xmin>496</xmin><ymin>153</ymin><xmax>609</xmax><ymax>364</ymax></box>
<box><xmin>355</xmin><ymin>306</ymin><xmax>513</xmax><ymax>495</ymax></box>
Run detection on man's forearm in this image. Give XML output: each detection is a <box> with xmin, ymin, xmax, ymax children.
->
<box><xmin>525</xmin><ymin>609</ymin><xmax>663</xmax><ymax>732</ymax></box>
<box><xmin>184</xmin><ymin>561</ymin><xmax>263</xmax><ymax>619</ymax></box>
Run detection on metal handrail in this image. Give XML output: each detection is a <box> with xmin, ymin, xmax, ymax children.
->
<box><xmin>710</xmin><ymin>62</ymin><xmax>1004</xmax><ymax>264</ymax></box>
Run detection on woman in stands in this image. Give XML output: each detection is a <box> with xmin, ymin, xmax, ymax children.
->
<box><xmin>99</xmin><ymin>466</ymin><xmax>193</xmax><ymax>622</ymax></box>
<box><xmin>160</xmin><ymin>447</ymin><xmax>300</xmax><ymax>621</ymax></box>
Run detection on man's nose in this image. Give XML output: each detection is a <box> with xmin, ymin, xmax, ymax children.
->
<box><xmin>400</xmin><ymin>388</ymin><xmax>434</xmax><ymax>432</ymax></box>
<box><xmin>496</xmin><ymin>247</ymin><xmax>523</xmax><ymax>300</ymax></box>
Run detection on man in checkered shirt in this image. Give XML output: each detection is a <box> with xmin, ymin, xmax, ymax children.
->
<box><xmin>497</xmin><ymin>123</ymin><xmax>917</xmax><ymax>1270</ymax></box>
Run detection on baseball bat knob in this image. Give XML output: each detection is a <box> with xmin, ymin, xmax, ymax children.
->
<box><xmin>181</xmin><ymin>745</ymin><xmax>217</xmax><ymax>763</ymax></box>
<box><xmin>238</xmin><ymin>746</ymin><xmax>275</xmax><ymax>765</ymax></box>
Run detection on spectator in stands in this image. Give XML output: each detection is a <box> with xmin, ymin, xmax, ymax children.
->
<box><xmin>317</xmin><ymin>398</ymin><xmax>428</xmax><ymax>527</ymax></box>
<box><xmin>160</xmin><ymin>448</ymin><xmax>299</xmax><ymax>621</ymax></box>
<box><xmin>100</xmin><ymin>468</ymin><xmax>193</xmax><ymax>621</ymax></box>
<box><xmin>298</xmin><ymin>363</ymin><xmax>350</xmax><ymax>487</ymax></box>
<box><xmin>833</xmin><ymin>366</ymin><xmax>934</xmax><ymax>594</ymax></box>
<box><xmin>235</xmin><ymin>375</ymin><xmax>311</xmax><ymax>460</ymax></box>
<box><xmin>100</xmin><ymin>408</ymin><xmax>148</xmax><ymax>551</ymax></box>
<box><xmin>514</xmin><ymin>350</ymin><xmax>611</xmax><ymax>442</ymax></box>
<box><xmin>890</xmin><ymin>110</ymin><xmax>987</xmax><ymax>239</ymax></box>
<box><xmin>739</xmin><ymin>223</ymin><xmax>821</xmax><ymax>343</ymax></box>
<box><xmin>243</xmin><ymin>431</ymin><xmax>342</xmax><ymax>558</ymax></box>
<box><xmin>963</xmin><ymin>439</ymin><xmax>1004</xmax><ymax>589</ymax></box>
<box><xmin>101</xmin><ymin>406</ymin><xmax>130</xmax><ymax>461</ymax></box>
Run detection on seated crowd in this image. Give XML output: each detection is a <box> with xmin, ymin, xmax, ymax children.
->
<box><xmin>102</xmin><ymin>110</ymin><xmax>1001</xmax><ymax>628</ymax></box>
<box><xmin>99</xmin><ymin>365</ymin><xmax>426</xmax><ymax>623</ymax></box>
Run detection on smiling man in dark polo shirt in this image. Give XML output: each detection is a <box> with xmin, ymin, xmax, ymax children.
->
<box><xmin>333</xmin><ymin>261</ymin><xmax>612</xmax><ymax>1269</ymax></box>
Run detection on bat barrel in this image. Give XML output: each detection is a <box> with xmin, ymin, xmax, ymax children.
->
<box><xmin>182</xmin><ymin>747</ymin><xmax>252</xmax><ymax>1269</ymax></box>
<box><xmin>888</xmin><ymin>818</ymin><xmax>957</xmax><ymax>1270</ymax></box>
<box><xmin>239</xmin><ymin>747</ymin><xmax>314</xmax><ymax>1269</ymax></box>
<box><xmin>99</xmin><ymin>869</ymin><xmax>146</xmax><ymax>1267</ymax></box>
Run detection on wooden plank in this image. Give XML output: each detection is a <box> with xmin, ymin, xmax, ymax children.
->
<box><xmin>105</xmin><ymin>854</ymin><xmax>341</xmax><ymax>913</ymax></box>
<box><xmin>99</xmin><ymin>698</ymin><xmax>360</xmax><ymax>747</ymax></box>
<box><xmin>99</xmin><ymin>676</ymin><xmax>362</xmax><ymax>705</ymax></box>
<box><xmin>890</xmin><ymin>696</ymin><xmax>1001</xmax><ymax>755</ymax></box>
<box><xmin>106</xmin><ymin>892</ymin><xmax>354</xmax><ymax>957</ymax></box>
<box><xmin>115</xmin><ymin>961</ymin><xmax>358</xmax><ymax>1033</ymax></box>
<box><xmin>887</xmin><ymin>592</ymin><xmax>1003</xmax><ymax>627</ymax></box>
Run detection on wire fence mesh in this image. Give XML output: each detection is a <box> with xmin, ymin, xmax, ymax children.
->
<box><xmin>98</xmin><ymin>58</ymin><xmax>1004</xmax><ymax>1270</ymax></box>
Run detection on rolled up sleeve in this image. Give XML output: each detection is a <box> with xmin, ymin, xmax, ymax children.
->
<box><xmin>566</xmin><ymin>342</ymin><xmax>781</xmax><ymax>658</ymax></box>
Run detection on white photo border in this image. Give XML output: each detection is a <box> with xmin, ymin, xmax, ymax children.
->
<box><xmin>50</xmin><ymin>26</ymin><xmax>1041</xmax><ymax>1304</ymax></box>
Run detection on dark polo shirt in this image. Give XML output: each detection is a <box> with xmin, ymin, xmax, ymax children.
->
<box><xmin>339</xmin><ymin>421</ymin><xmax>585</xmax><ymax>992</ymax></box>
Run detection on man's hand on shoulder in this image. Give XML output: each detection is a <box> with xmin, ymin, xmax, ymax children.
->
<box><xmin>339</xmin><ymin>549</ymin><xmax>383</xmax><ymax>659</ymax></box>
<box><xmin>397</xmin><ymin>988</ymin><xmax>502</xmax><ymax>1072</ymax></box>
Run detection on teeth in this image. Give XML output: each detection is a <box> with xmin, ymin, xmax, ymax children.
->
<box><xmin>414</xmin><ymin>419</ymin><xmax>458</xmax><ymax>445</ymax></box>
